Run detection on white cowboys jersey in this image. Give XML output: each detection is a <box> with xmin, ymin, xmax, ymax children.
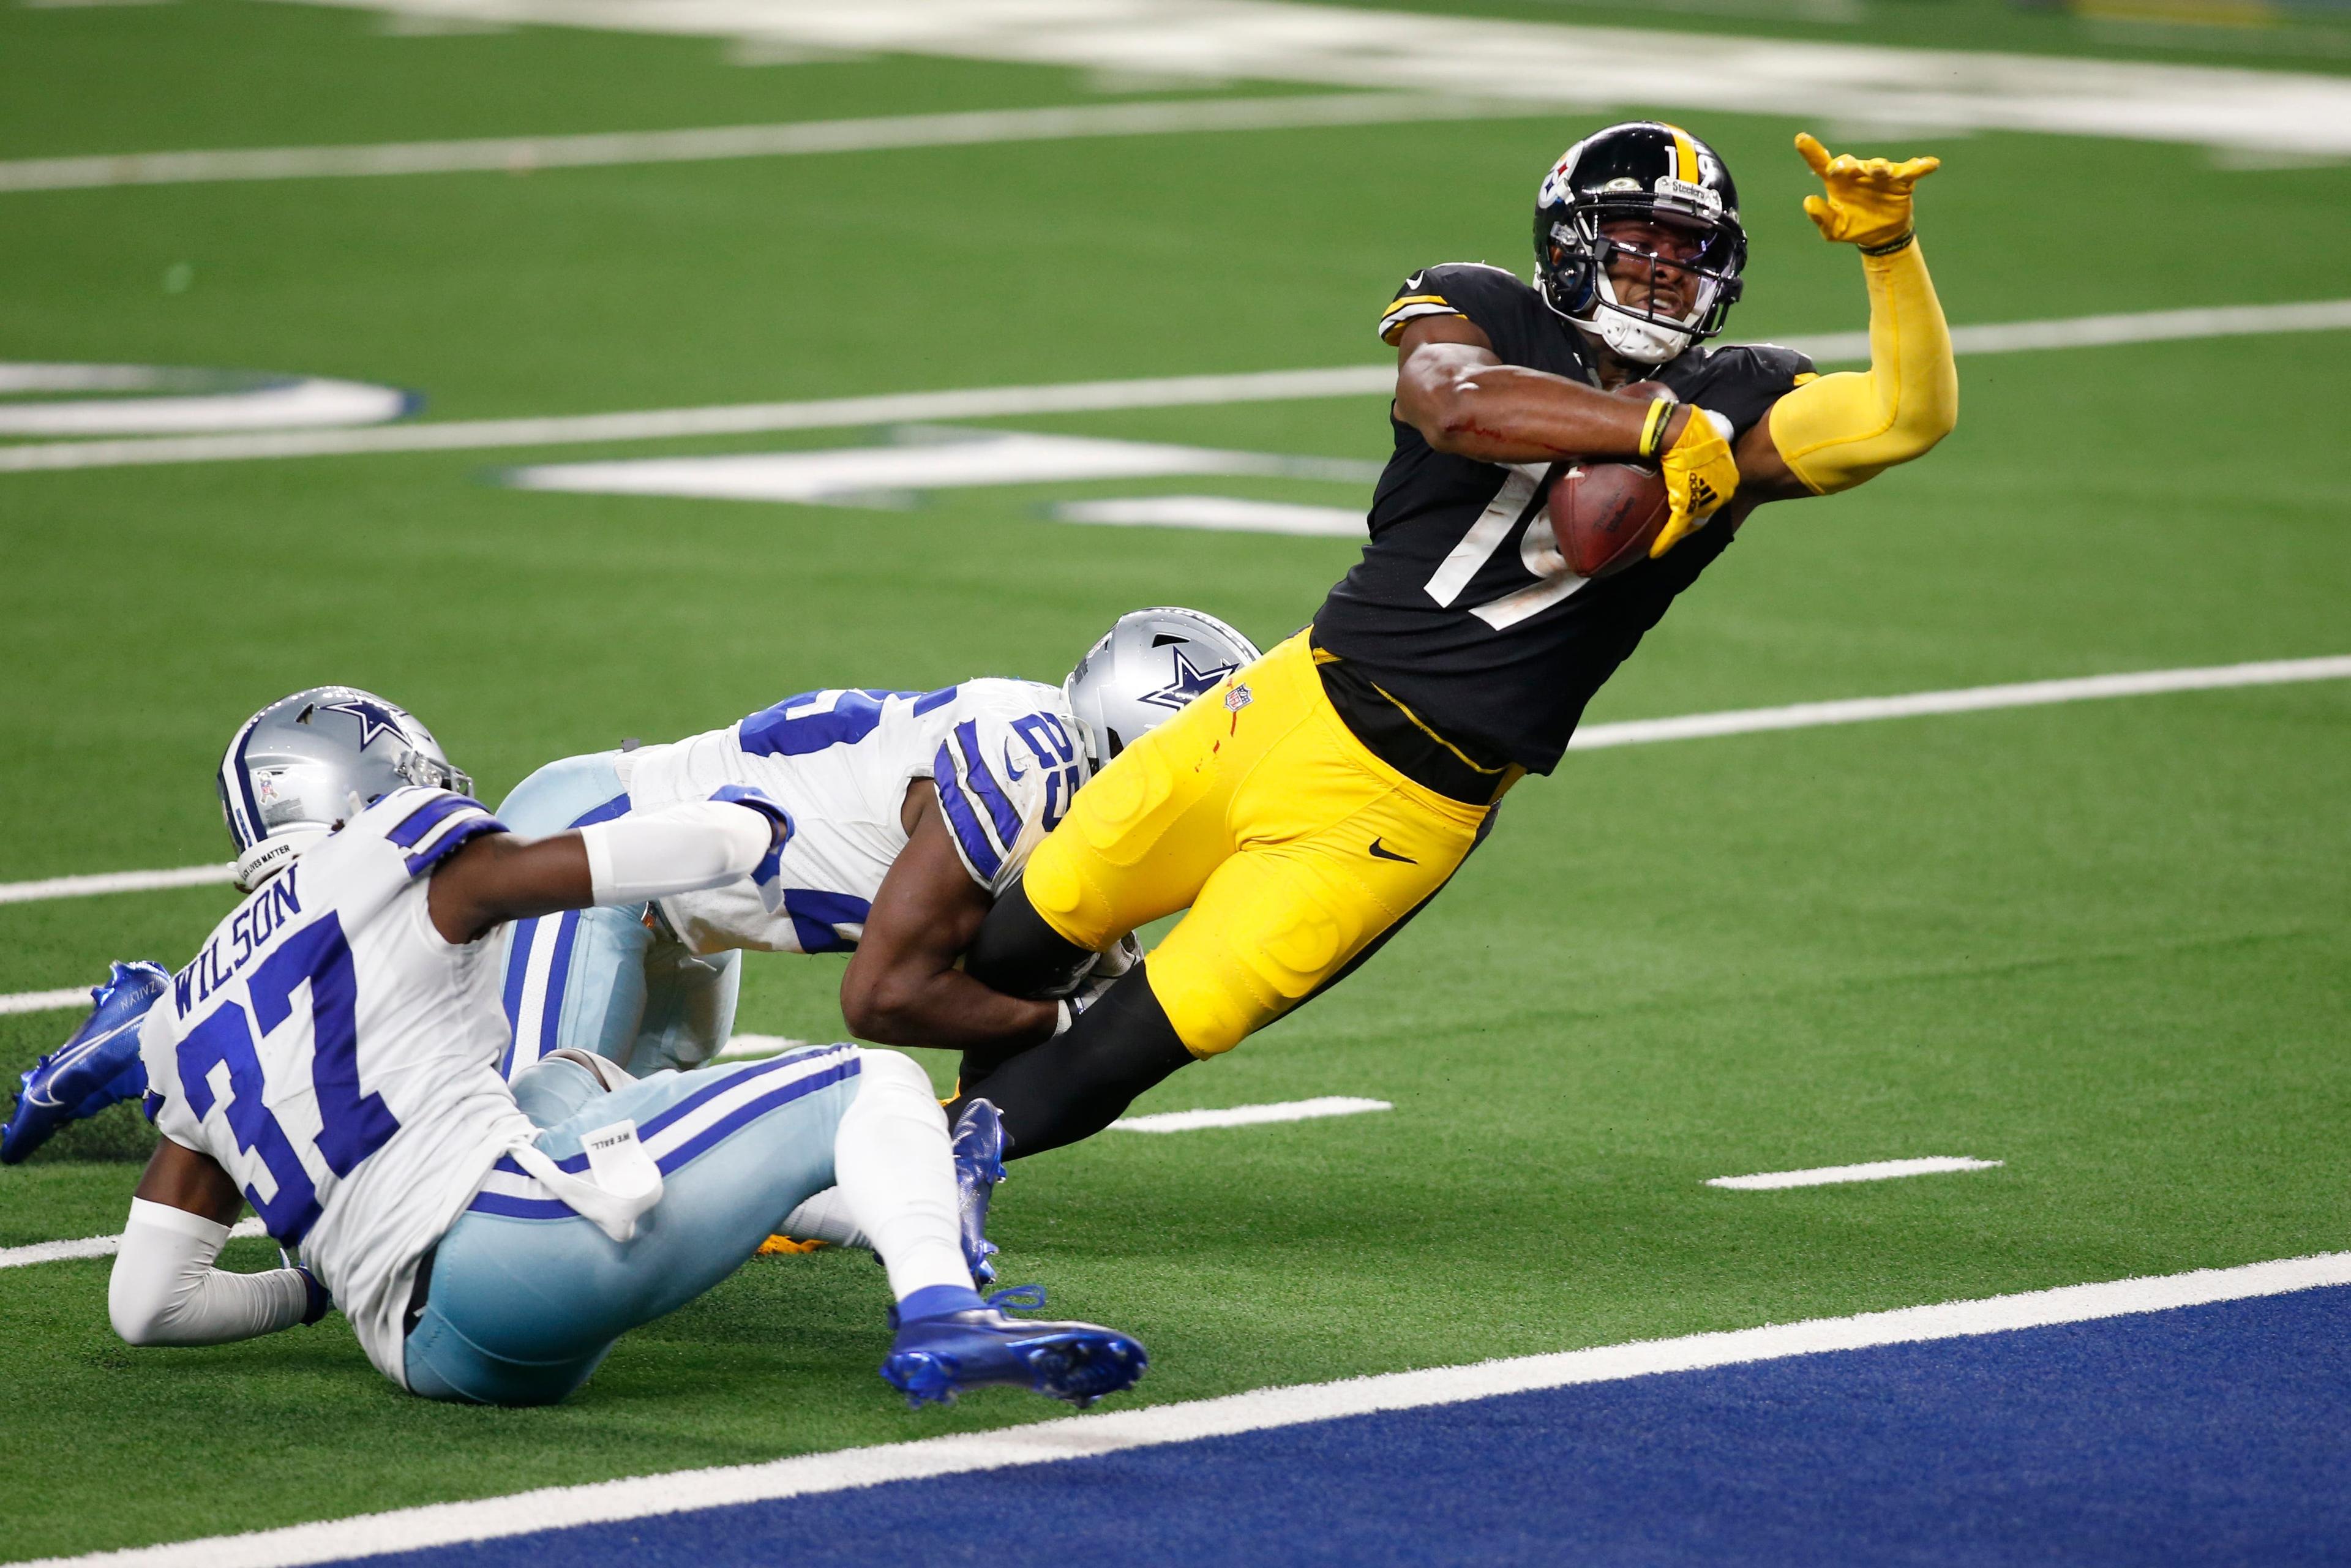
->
<box><xmin>140</xmin><ymin>788</ymin><xmax>531</xmax><ymax>1388</ymax></box>
<box><xmin>617</xmin><ymin>680</ymin><xmax>1087</xmax><ymax>957</ymax></box>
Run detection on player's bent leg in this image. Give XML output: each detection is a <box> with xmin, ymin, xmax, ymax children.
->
<box><xmin>964</xmin><ymin>875</ymin><xmax>1099</xmax><ymax>1004</ymax></box>
<box><xmin>981</xmin><ymin>652</ymin><xmax>1290</xmax><ymax>974</ymax></box>
<box><xmin>404</xmin><ymin>1045</ymin><xmax>866</xmax><ymax>1405</ymax></box>
<box><xmin>507</xmin><ymin>1048</ymin><xmax>626</xmax><ymax>1130</ymax></box>
<box><xmin>947</xmin><ymin>967</ymin><xmax>1195</xmax><ymax>1158</ymax></box>
<box><xmin>1150</xmin><ymin>798</ymin><xmax>1479</xmax><ymax>1054</ymax></box>
<box><xmin>629</xmin><ymin>944</ymin><xmax>740</xmax><ymax>1074</ymax></box>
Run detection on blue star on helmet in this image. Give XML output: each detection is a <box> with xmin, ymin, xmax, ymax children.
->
<box><xmin>315</xmin><ymin>696</ymin><xmax>410</xmax><ymax>751</ymax></box>
<box><xmin>1137</xmin><ymin>645</ymin><xmax>1239</xmax><ymax>712</ymax></box>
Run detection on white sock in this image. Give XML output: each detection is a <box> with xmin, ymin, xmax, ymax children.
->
<box><xmin>831</xmin><ymin>1049</ymin><xmax>975</xmax><ymax>1302</ymax></box>
<box><xmin>779</xmin><ymin>1186</ymin><xmax>870</xmax><ymax>1250</ymax></box>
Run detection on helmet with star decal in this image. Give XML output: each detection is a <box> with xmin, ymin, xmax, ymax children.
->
<box><xmin>1062</xmin><ymin>608</ymin><xmax>1261</xmax><ymax>767</ymax></box>
<box><xmin>217</xmin><ymin>686</ymin><xmax>472</xmax><ymax>891</ymax></box>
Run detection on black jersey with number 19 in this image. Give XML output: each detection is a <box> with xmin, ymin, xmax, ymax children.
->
<box><xmin>1311</xmin><ymin>262</ymin><xmax>1813</xmax><ymax>776</ymax></box>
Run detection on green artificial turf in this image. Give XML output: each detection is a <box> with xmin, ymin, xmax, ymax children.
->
<box><xmin>2</xmin><ymin>1</ymin><xmax>2347</xmax><ymax>1557</ymax></box>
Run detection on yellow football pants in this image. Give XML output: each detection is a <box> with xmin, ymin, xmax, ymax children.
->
<box><xmin>1024</xmin><ymin>632</ymin><xmax>1492</xmax><ymax>1057</ymax></box>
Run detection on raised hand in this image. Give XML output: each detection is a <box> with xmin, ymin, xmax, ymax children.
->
<box><xmin>1795</xmin><ymin>132</ymin><xmax>1940</xmax><ymax>252</ymax></box>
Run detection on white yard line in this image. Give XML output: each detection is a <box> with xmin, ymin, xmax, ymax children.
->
<box><xmin>4</xmin><ymin>653</ymin><xmax>2344</xmax><ymax>921</ymax></box>
<box><xmin>0</xmin><ymin>93</ymin><xmax>1526</xmax><ymax>195</ymax></box>
<box><xmin>4</xmin><ymin>298</ymin><xmax>2349</xmax><ymax>475</ymax></box>
<box><xmin>1112</xmin><ymin>1097</ymin><xmax>1391</xmax><ymax>1133</ymax></box>
<box><xmin>0</xmin><ymin>1218</ymin><xmax>266</xmax><ymax>1271</ymax></box>
<box><xmin>27</xmin><ymin>1249</ymin><xmax>2351</xmax><ymax>1568</ymax></box>
<box><xmin>268</xmin><ymin>0</ymin><xmax>2351</xmax><ymax>157</ymax></box>
<box><xmin>0</xmin><ymin>988</ymin><xmax>97</xmax><ymax>1016</ymax></box>
<box><xmin>0</xmin><ymin>863</ymin><xmax>234</xmax><ymax>906</ymax></box>
<box><xmin>1565</xmin><ymin>655</ymin><xmax>2351</xmax><ymax>751</ymax></box>
<box><xmin>1708</xmin><ymin>1157</ymin><xmax>2004</xmax><ymax>1190</ymax></box>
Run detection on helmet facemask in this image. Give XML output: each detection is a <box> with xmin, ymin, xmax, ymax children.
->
<box><xmin>1545</xmin><ymin>204</ymin><xmax>1745</xmax><ymax>365</ymax></box>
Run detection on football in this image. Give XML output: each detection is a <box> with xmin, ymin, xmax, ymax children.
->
<box><xmin>1548</xmin><ymin>459</ymin><xmax>1670</xmax><ymax>580</ymax></box>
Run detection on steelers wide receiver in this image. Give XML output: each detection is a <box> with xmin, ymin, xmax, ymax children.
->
<box><xmin>950</xmin><ymin>124</ymin><xmax>1957</xmax><ymax>1156</ymax></box>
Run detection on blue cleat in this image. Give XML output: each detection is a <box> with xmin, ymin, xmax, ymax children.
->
<box><xmin>2</xmin><ymin>961</ymin><xmax>168</xmax><ymax>1165</ymax></box>
<box><xmin>951</xmin><ymin>1097</ymin><xmax>1007</xmax><ymax>1286</ymax></box>
<box><xmin>881</xmin><ymin>1285</ymin><xmax>1147</xmax><ymax>1411</ymax></box>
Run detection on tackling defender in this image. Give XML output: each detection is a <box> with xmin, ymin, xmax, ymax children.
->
<box><xmin>487</xmin><ymin>609</ymin><xmax>1257</xmax><ymax>1261</ymax></box>
<box><xmin>953</xmin><ymin>126</ymin><xmax>1958</xmax><ymax>1155</ymax></box>
<box><xmin>495</xmin><ymin>607</ymin><xmax>1261</xmax><ymax>1082</ymax></box>
<box><xmin>68</xmin><ymin>689</ymin><xmax>1145</xmax><ymax>1407</ymax></box>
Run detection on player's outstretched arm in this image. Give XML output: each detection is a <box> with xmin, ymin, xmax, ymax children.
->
<box><xmin>112</xmin><ymin>1137</ymin><xmax>328</xmax><ymax>1346</ymax></box>
<box><xmin>1752</xmin><ymin>133</ymin><xmax>1958</xmax><ymax>499</ymax></box>
<box><xmin>427</xmin><ymin>793</ymin><xmax>790</xmax><ymax>944</ymax></box>
<box><xmin>839</xmin><ymin>781</ymin><xmax>1060</xmax><ymax>1051</ymax></box>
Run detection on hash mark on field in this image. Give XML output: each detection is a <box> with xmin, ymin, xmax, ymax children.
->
<box><xmin>0</xmin><ymin>1218</ymin><xmax>266</xmax><ymax>1271</ymax></box>
<box><xmin>1113</xmin><ymin>1097</ymin><xmax>1390</xmax><ymax>1133</ymax></box>
<box><xmin>1709</xmin><ymin>1157</ymin><xmax>2003</xmax><ymax>1190</ymax></box>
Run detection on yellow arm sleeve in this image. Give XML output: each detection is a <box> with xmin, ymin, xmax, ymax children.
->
<box><xmin>1766</xmin><ymin>239</ymin><xmax>1958</xmax><ymax>495</ymax></box>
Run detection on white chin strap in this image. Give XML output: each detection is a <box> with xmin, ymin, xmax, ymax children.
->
<box><xmin>234</xmin><ymin>826</ymin><xmax>328</xmax><ymax>893</ymax></box>
<box><xmin>1580</xmin><ymin>271</ymin><xmax>1700</xmax><ymax>365</ymax></box>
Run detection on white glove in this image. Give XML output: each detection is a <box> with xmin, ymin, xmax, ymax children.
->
<box><xmin>1052</xmin><ymin>934</ymin><xmax>1144</xmax><ymax>1035</ymax></box>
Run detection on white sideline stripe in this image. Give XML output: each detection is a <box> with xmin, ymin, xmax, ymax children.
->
<box><xmin>0</xmin><ymin>988</ymin><xmax>97</xmax><ymax>1016</ymax></box>
<box><xmin>1709</xmin><ymin>1156</ymin><xmax>2003</xmax><ymax>1190</ymax></box>
<box><xmin>2</xmin><ymin>653</ymin><xmax>2343</xmax><ymax>924</ymax></box>
<box><xmin>6</xmin><ymin>298</ymin><xmax>2349</xmax><ymax>475</ymax></box>
<box><xmin>0</xmin><ymin>94</ymin><xmax>1529</xmax><ymax>195</ymax></box>
<box><xmin>0</xmin><ymin>863</ymin><xmax>234</xmax><ymax>906</ymax></box>
<box><xmin>1567</xmin><ymin>655</ymin><xmax>2351</xmax><ymax>751</ymax></box>
<box><xmin>0</xmin><ymin>1218</ymin><xmax>265</xmax><ymax>1271</ymax></box>
<box><xmin>32</xmin><ymin>1250</ymin><xmax>2351</xmax><ymax>1568</ymax></box>
<box><xmin>1113</xmin><ymin>1097</ymin><xmax>1391</xmax><ymax>1133</ymax></box>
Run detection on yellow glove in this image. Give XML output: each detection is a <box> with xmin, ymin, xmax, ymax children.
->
<box><xmin>1795</xmin><ymin>132</ymin><xmax>1940</xmax><ymax>252</ymax></box>
<box><xmin>1651</xmin><ymin>407</ymin><xmax>1738</xmax><ymax>558</ymax></box>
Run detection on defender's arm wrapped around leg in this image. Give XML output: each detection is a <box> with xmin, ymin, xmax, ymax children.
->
<box><xmin>1765</xmin><ymin>133</ymin><xmax>1959</xmax><ymax>496</ymax></box>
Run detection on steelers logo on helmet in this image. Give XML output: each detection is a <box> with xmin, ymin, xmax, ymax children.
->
<box><xmin>1532</xmin><ymin>121</ymin><xmax>1748</xmax><ymax>365</ymax></box>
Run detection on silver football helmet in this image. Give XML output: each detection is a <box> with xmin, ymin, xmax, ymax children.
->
<box><xmin>217</xmin><ymin>686</ymin><xmax>471</xmax><ymax>891</ymax></box>
<box><xmin>1063</xmin><ymin>607</ymin><xmax>1262</xmax><ymax>766</ymax></box>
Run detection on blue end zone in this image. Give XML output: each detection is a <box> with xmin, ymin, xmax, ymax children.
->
<box><xmin>340</xmin><ymin>1286</ymin><xmax>2351</xmax><ymax>1567</ymax></box>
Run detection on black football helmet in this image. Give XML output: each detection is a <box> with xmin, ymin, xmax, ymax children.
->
<box><xmin>1532</xmin><ymin>121</ymin><xmax>1747</xmax><ymax>364</ymax></box>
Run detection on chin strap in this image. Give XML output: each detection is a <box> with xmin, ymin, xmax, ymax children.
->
<box><xmin>1765</xmin><ymin>238</ymin><xmax>1957</xmax><ymax>493</ymax></box>
<box><xmin>1577</xmin><ymin>270</ymin><xmax>1697</xmax><ymax>366</ymax></box>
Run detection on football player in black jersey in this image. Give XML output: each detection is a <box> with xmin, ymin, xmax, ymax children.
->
<box><xmin>948</xmin><ymin>123</ymin><xmax>1958</xmax><ymax>1160</ymax></box>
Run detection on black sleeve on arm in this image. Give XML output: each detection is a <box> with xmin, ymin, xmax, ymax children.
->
<box><xmin>963</xmin><ymin>874</ymin><xmax>1099</xmax><ymax>999</ymax></box>
<box><xmin>948</xmin><ymin>966</ymin><xmax>1195</xmax><ymax>1160</ymax></box>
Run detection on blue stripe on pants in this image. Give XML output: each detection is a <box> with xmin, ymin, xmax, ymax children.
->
<box><xmin>406</xmin><ymin>1046</ymin><xmax>863</xmax><ymax>1406</ymax></box>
